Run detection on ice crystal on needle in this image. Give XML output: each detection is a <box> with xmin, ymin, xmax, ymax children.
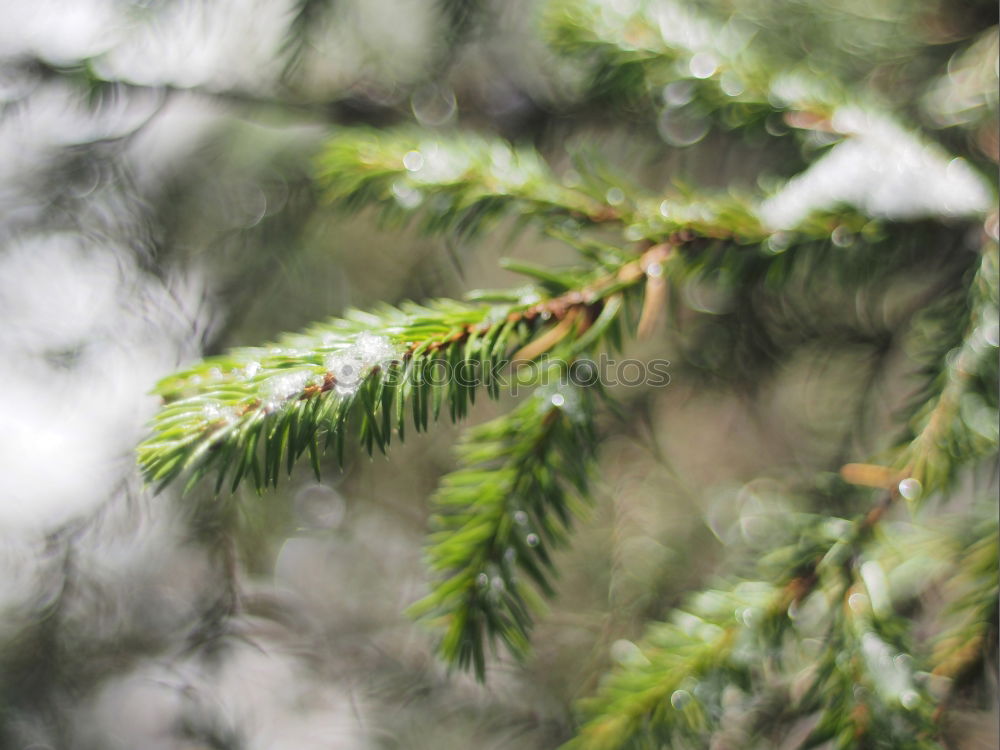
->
<box><xmin>324</xmin><ymin>333</ymin><xmax>401</xmax><ymax>397</ymax></box>
<box><xmin>263</xmin><ymin>370</ymin><xmax>313</xmax><ymax>410</ymax></box>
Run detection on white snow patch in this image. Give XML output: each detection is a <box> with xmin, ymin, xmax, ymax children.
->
<box><xmin>263</xmin><ymin>370</ymin><xmax>314</xmax><ymax>410</ymax></box>
<box><xmin>760</xmin><ymin>108</ymin><xmax>994</xmax><ymax>230</ymax></box>
<box><xmin>0</xmin><ymin>234</ymin><xmax>207</xmax><ymax>530</ymax></box>
<box><xmin>324</xmin><ymin>333</ymin><xmax>401</xmax><ymax>397</ymax></box>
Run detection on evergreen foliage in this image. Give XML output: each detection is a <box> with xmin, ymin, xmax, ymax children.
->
<box><xmin>135</xmin><ymin>0</ymin><xmax>997</xmax><ymax>746</ymax></box>
<box><xmin>409</xmin><ymin>385</ymin><xmax>598</xmax><ymax>679</ymax></box>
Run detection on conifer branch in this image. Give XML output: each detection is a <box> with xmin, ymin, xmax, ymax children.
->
<box><xmin>314</xmin><ymin>127</ymin><xmax>811</xmax><ymax>247</ymax></box>
<box><xmin>566</xmin><ymin>241</ymin><xmax>997</xmax><ymax>745</ymax></box>
<box><xmin>896</xmin><ymin>246</ymin><xmax>999</xmax><ymax>497</ymax></box>
<box><xmin>563</xmin><ymin>583</ymin><xmax>773</xmax><ymax>750</ymax></box>
<box><xmin>544</xmin><ymin>0</ymin><xmax>844</xmax><ymax>123</ymax></box>
<box><xmin>316</xmin><ymin>129</ymin><xmax>628</xmax><ymax>240</ymax></box>
<box><xmin>409</xmin><ymin>383</ymin><xmax>598</xmax><ymax>680</ymax></box>
<box><xmin>929</xmin><ymin>515</ymin><xmax>999</xmax><ymax>690</ymax></box>
<box><xmin>566</xmin><ymin>501</ymin><xmax>950</xmax><ymax>749</ymax></box>
<box><xmin>137</xmin><ymin>245</ymin><xmax>674</xmax><ymax>495</ymax></box>
<box><xmin>543</xmin><ymin>0</ymin><xmax>995</xmax><ymax>197</ymax></box>
<box><xmin>134</xmin><ymin>7</ymin><xmax>997</xmax><ymax>723</ymax></box>
<box><xmin>567</xmin><ymin>242</ymin><xmax>999</xmax><ymax>746</ymax></box>
<box><xmin>570</xmin><ymin>241</ymin><xmax>998</xmax><ymax>745</ymax></box>
<box><xmin>313</xmin><ymin>123</ymin><xmax>982</xmax><ymax>265</ymax></box>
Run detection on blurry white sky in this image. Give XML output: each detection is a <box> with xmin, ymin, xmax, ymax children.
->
<box><xmin>0</xmin><ymin>0</ymin><xmax>438</xmax><ymax>531</ymax></box>
<box><xmin>0</xmin><ymin>0</ymin><xmax>439</xmax><ymax>92</ymax></box>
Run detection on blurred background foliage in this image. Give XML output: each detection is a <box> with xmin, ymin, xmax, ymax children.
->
<box><xmin>0</xmin><ymin>0</ymin><xmax>996</xmax><ymax>748</ymax></box>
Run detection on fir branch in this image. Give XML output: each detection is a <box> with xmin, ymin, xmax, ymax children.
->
<box><xmin>543</xmin><ymin>0</ymin><xmax>843</xmax><ymax>123</ymax></box>
<box><xmin>314</xmin><ymin>126</ymin><xmax>794</xmax><ymax>247</ymax></box>
<box><xmin>317</xmin><ymin>117</ymin><xmax>957</xmax><ymax>266</ymax></box>
<box><xmin>833</xmin><ymin>245</ymin><xmax>997</xmax><ymax>508</ymax></box>
<box><xmin>409</xmin><ymin>383</ymin><xmax>598</xmax><ymax>680</ymax></box>
<box><xmin>749</xmin><ymin>260</ymin><xmax>998</xmax><ymax>741</ymax></box>
<box><xmin>137</xmin><ymin>245</ymin><xmax>674</xmax><ymax>495</ymax></box>
<box><xmin>140</xmin><ymin>300</ymin><xmax>493</xmax><ymax>494</ymax></box>
<box><xmin>138</xmin><ymin>243</ymin><xmax>677</xmax><ymax>676</ymax></box>
<box><xmin>800</xmin><ymin>614</ymin><xmax>943</xmax><ymax>750</ymax></box>
<box><xmin>563</xmin><ymin>582</ymin><xmax>775</xmax><ymax>750</ymax></box>
<box><xmin>566</xmin><ymin>506</ymin><xmax>949</xmax><ymax>750</ymax></box>
<box><xmin>895</xmin><ymin>246</ymin><xmax>999</xmax><ymax>497</ymax></box>
<box><xmin>315</xmin><ymin>128</ymin><xmax>626</xmax><ymax>240</ymax></box>
<box><xmin>929</xmin><ymin>513</ymin><xmax>999</xmax><ymax>689</ymax></box>
<box><xmin>794</xmin><ymin>515</ymin><xmax>946</xmax><ymax>749</ymax></box>
<box><xmin>139</xmin><ymin>300</ymin><xmax>528</xmax><ymax>495</ymax></box>
<box><xmin>313</xmin><ymin>125</ymin><xmax>938</xmax><ymax>256</ymax></box>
